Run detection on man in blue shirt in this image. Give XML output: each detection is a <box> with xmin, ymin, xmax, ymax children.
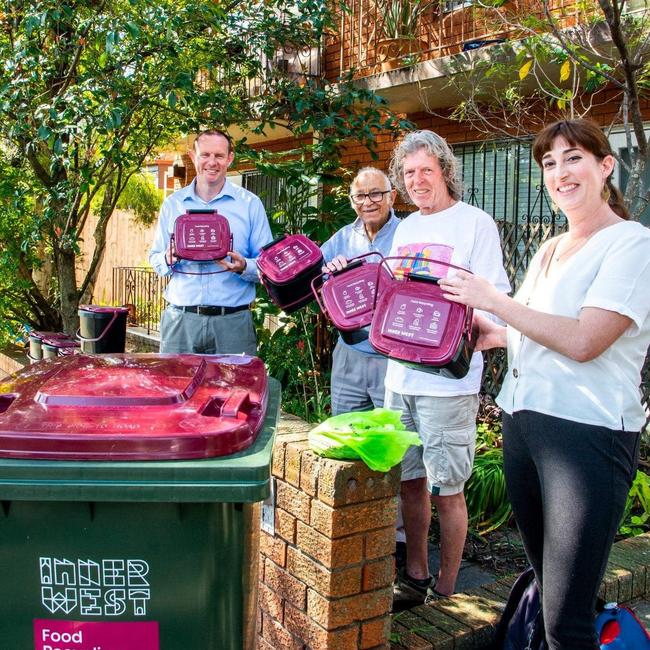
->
<box><xmin>321</xmin><ymin>167</ymin><xmax>400</xmax><ymax>414</ymax></box>
<box><xmin>149</xmin><ymin>130</ymin><xmax>272</xmax><ymax>354</ymax></box>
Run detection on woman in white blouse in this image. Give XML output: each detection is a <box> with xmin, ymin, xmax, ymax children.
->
<box><xmin>439</xmin><ymin>119</ymin><xmax>650</xmax><ymax>650</ymax></box>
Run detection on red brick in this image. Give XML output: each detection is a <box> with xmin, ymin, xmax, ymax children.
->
<box><xmin>271</xmin><ymin>445</ymin><xmax>286</xmax><ymax>479</ymax></box>
<box><xmin>365</xmin><ymin>527</ymin><xmax>396</xmax><ymax>560</ymax></box>
<box><xmin>391</xmin><ymin>622</ymin><xmax>433</xmax><ymax>649</ymax></box>
<box><xmin>258</xmin><ymin>581</ymin><xmax>284</xmax><ymax>622</ymax></box>
<box><xmin>275</xmin><ymin>507</ymin><xmax>297</xmax><ymax>544</ymax></box>
<box><xmin>259</xmin><ymin>530</ymin><xmax>287</xmax><ymax>567</ymax></box>
<box><xmin>300</xmin><ymin>450</ymin><xmax>320</xmax><ymax>496</ymax></box>
<box><xmin>285</xmin><ymin>440</ymin><xmax>309</xmax><ymax>487</ymax></box>
<box><xmin>310</xmin><ymin>497</ymin><xmax>397</xmax><ymax>538</ymax></box>
<box><xmin>360</xmin><ymin>616</ymin><xmax>392</xmax><ymax>649</ymax></box>
<box><xmin>286</xmin><ymin>546</ymin><xmax>362</xmax><ymax>597</ymax></box>
<box><xmin>296</xmin><ymin>520</ymin><xmax>364</xmax><ymax>568</ymax></box>
<box><xmin>261</xmin><ymin>612</ymin><xmax>303</xmax><ymax>650</ymax></box>
<box><xmin>263</xmin><ymin>559</ymin><xmax>308</xmax><ymax>610</ymax></box>
<box><xmin>307</xmin><ymin>587</ymin><xmax>393</xmax><ymax>630</ymax></box>
<box><xmin>273</xmin><ymin>432</ymin><xmax>311</xmax><ymax>479</ymax></box>
<box><xmin>317</xmin><ymin>459</ymin><xmax>400</xmax><ymax>507</ymax></box>
<box><xmin>256</xmin><ymin>635</ymin><xmax>276</xmax><ymax>650</ymax></box>
<box><xmin>276</xmin><ymin>480</ymin><xmax>312</xmax><ymax>523</ymax></box>
<box><xmin>362</xmin><ymin>556</ymin><xmax>395</xmax><ymax>591</ymax></box>
<box><xmin>285</xmin><ymin>602</ymin><xmax>360</xmax><ymax>649</ymax></box>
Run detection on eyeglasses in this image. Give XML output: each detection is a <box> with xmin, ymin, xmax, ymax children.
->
<box><xmin>349</xmin><ymin>190</ymin><xmax>392</xmax><ymax>205</ymax></box>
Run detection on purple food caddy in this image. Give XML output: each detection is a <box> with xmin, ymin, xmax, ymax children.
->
<box><xmin>312</xmin><ymin>253</ymin><xmax>391</xmax><ymax>344</ymax></box>
<box><xmin>369</xmin><ymin>256</ymin><xmax>475</xmax><ymax>378</ymax></box>
<box><xmin>257</xmin><ymin>234</ymin><xmax>323</xmax><ymax>312</ymax></box>
<box><xmin>27</xmin><ymin>331</ymin><xmax>68</xmax><ymax>363</ymax></box>
<box><xmin>77</xmin><ymin>305</ymin><xmax>129</xmax><ymax>354</ymax></box>
<box><xmin>169</xmin><ymin>209</ymin><xmax>232</xmax><ymax>274</ymax></box>
<box><xmin>41</xmin><ymin>337</ymin><xmax>81</xmax><ymax>359</ymax></box>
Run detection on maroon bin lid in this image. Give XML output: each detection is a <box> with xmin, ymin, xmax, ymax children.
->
<box><xmin>0</xmin><ymin>354</ymin><xmax>269</xmax><ymax>461</ymax></box>
<box><xmin>318</xmin><ymin>259</ymin><xmax>390</xmax><ymax>332</ymax></box>
<box><xmin>257</xmin><ymin>234</ymin><xmax>323</xmax><ymax>284</ymax></box>
<box><xmin>41</xmin><ymin>337</ymin><xmax>80</xmax><ymax>349</ymax></box>
<box><xmin>29</xmin><ymin>331</ymin><xmax>68</xmax><ymax>341</ymax></box>
<box><xmin>79</xmin><ymin>305</ymin><xmax>129</xmax><ymax>314</ymax></box>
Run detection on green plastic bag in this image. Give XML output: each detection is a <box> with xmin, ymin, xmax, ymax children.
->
<box><xmin>308</xmin><ymin>408</ymin><xmax>421</xmax><ymax>472</ymax></box>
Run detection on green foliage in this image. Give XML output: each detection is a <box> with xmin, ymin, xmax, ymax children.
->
<box><xmin>252</xmin><ymin>294</ymin><xmax>332</xmax><ymax>422</ymax></box>
<box><xmin>466</xmin><ymin>401</ymin><xmax>511</xmax><ymax>534</ymax></box>
<box><xmin>466</xmin><ymin>447</ymin><xmax>512</xmax><ymax>533</ymax></box>
<box><xmin>0</xmin><ymin>154</ymin><xmax>60</xmax><ymax>335</ymax></box>
<box><xmin>0</xmin><ymin>0</ymin><xmax>407</xmax><ymax>333</ymax></box>
<box><xmin>377</xmin><ymin>0</ymin><xmax>433</xmax><ymax>40</ymax></box>
<box><xmin>445</xmin><ymin>2</ymin><xmax>650</xmax><ymax>219</ymax></box>
<box><xmin>114</xmin><ymin>173</ymin><xmax>163</xmax><ymax>226</ymax></box>
<box><xmin>619</xmin><ymin>469</ymin><xmax>650</xmax><ymax>537</ymax></box>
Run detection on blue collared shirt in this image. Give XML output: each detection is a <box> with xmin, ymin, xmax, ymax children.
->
<box><xmin>320</xmin><ymin>211</ymin><xmax>400</xmax><ymax>354</ymax></box>
<box><xmin>149</xmin><ymin>179</ymin><xmax>272</xmax><ymax>307</ymax></box>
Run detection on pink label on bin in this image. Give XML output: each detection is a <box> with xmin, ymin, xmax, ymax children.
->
<box><xmin>34</xmin><ymin>619</ymin><xmax>159</xmax><ymax>650</ymax></box>
<box><xmin>384</xmin><ymin>295</ymin><xmax>451</xmax><ymax>346</ymax></box>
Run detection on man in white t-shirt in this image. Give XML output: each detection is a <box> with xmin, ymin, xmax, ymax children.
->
<box><xmin>387</xmin><ymin>131</ymin><xmax>510</xmax><ymax>604</ymax></box>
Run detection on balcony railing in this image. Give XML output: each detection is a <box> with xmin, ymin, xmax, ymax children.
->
<box><xmin>204</xmin><ymin>41</ymin><xmax>322</xmax><ymax>99</ymax></box>
<box><xmin>112</xmin><ymin>267</ymin><xmax>169</xmax><ymax>335</ymax></box>
<box><xmin>333</xmin><ymin>0</ymin><xmax>585</xmax><ymax>78</ymax></box>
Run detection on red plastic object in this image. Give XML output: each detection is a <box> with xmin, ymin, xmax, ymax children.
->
<box><xmin>312</xmin><ymin>253</ymin><xmax>391</xmax><ymax>345</ymax></box>
<box><xmin>369</xmin><ymin>256</ymin><xmax>475</xmax><ymax>378</ymax></box>
<box><xmin>0</xmin><ymin>354</ymin><xmax>269</xmax><ymax>460</ymax></box>
<box><xmin>171</xmin><ymin>210</ymin><xmax>231</xmax><ymax>261</ymax></box>
<box><xmin>257</xmin><ymin>234</ymin><xmax>323</xmax><ymax>312</ymax></box>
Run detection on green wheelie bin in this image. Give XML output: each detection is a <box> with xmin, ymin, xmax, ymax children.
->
<box><xmin>0</xmin><ymin>353</ymin><xmax>279</xmax><ymax>650</ymax></box>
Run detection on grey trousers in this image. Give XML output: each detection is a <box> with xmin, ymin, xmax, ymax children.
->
<box><xmin>330</xmin><ymin>340</ymin><xmax>388</xmax><ymax>415</ymax></box>
<box><xmin>159</xmin><ymin>306</ymin><xmax>257</xmax><ymax>355</ymax></box>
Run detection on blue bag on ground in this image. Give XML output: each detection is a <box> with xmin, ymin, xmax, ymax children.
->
<box><xmin>596</xmin><ymin>603</ymin><xmax>650</xmax><ymax>648</ymax></box>
<box><xmin>308</xmin><ymin>408</ymin><xmax>421</xmax><ymax>472</ymax></box>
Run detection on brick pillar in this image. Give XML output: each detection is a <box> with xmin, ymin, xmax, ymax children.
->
<box><xmin>258</xmin><ymin>414</ymin><xmax>400</xmax><ymax>650</ymax></box>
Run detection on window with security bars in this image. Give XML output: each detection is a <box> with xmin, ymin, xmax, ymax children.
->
<box><xmin>241</xmin><ymin>170</ymin><xmax>283</xmax><ymax>215</ymax></box>
<box><xmin>454</xmin><ymin>138</ymin><xmax>567</xmax><ymax>292</ymax></box>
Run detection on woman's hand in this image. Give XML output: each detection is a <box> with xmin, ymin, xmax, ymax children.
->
<box><xmin>322</xmin><ymin>255</ymin><xmax>348</xmax><ymax>274</ymax></box>
<box><xmin>438</xmin><ymin>270</ymin><xmax>502</xmax><ymax>312</ymax></box>
<box><xmin>472</xmin><ymin>312</ymin><xmax>507</xmax><ymax>351</ymax></box>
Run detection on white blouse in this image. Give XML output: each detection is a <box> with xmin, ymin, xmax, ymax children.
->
<box><xmin>497</xmin><ymin>221</ymin><xmax>650</xmax><ymax>431</ymax></box>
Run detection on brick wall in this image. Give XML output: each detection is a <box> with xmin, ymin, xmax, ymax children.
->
<box><xmin>258</xmin><ymin>415</ymin><xmax>400</xmax><ymax>649</ymax></box>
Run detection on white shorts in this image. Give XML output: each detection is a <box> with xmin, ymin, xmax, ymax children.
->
<box><xmin>385</xmin><ymin>390</ymin><xmax>479</xmax><ymax>496</ymax></box>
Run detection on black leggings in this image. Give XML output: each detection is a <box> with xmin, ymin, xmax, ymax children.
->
<box><xmin>502</xmin><ymin>410</ymin><xmax>639</xmax><ymax>650</ymax></box>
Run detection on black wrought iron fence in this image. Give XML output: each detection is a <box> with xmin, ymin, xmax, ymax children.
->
<box><xmin>112</xmin><ymin>267</ymin><xmax>169</xmax><ymax>335</ymax></box>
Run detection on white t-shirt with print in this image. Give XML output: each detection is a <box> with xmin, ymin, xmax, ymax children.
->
<box><xmin>384</xmin><ymin>201</ymin><xmax>510</xmax><ymax>397</ymax></box>
<box><xmin>497</xmin><ymin>220</ymin><xmax>650</xmax><ymax>431</ymax></box>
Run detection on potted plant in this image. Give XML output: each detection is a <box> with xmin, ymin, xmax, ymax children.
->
<box><xmin>374</xmin><ymin>0</ymin><xmax>434</xmax><ymax>70</ymax></box>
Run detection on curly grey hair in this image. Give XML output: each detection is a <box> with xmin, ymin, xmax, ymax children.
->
<box><xmin>389</xmin><ymin>130</ymin><xmax>463</xmax><ymax>202</ymax></box>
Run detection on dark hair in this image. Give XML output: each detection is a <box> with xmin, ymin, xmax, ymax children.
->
<box><xmin>194</xmin><ymin>129</ymin><xmax>233</xmax><ymax>154</ymax></box>
<box><xmin>532</xmin><ymin>119</ymin><xmax>629</xmax><ymax>220</ymax></box>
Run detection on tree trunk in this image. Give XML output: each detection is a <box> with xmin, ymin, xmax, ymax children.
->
<box><xmin>57</xmin><ymin>249</ymin><xmax>80</xmax><ymax>335</ymax></box>
<box><xmin>80</xmin><ymin>188</ymin><xmax>112</xmax><ymax>305</ymax></box>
